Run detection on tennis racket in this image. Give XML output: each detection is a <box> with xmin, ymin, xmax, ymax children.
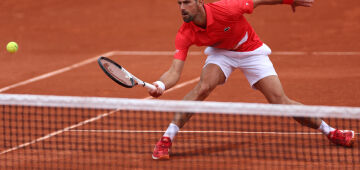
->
<box><xmin>98</xmin><ymin>56</ymin><xmax>156</xmax><ymax>90</ymax></box>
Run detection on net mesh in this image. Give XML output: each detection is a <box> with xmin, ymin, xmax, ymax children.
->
<box><xmin>1</xmin><ymin>94</ymin><xmax>359</xmax><ymax>169</ymax></box>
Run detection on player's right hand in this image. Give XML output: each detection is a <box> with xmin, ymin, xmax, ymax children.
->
<box><xmin>148</xmin><ymin>83</ymin><xmax>164</xmax><ymax>98</ymax></box>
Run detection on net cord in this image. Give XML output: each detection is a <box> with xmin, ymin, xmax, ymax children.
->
<box><xmin>1</xmin><ymin>93</ymin><xmax>360</xmax><ymax>119</ymax></box>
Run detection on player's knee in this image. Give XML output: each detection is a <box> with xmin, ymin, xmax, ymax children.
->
<box><xmin>197</xmin><ymin>82</ymin><xmax>214</xmax><ymax>98</ymax></box>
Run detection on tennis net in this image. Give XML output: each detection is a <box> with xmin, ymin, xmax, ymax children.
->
<box><xmin>0</xmin><ymin>94</ymin><xmax>359</xmax><ymax>169</ymax></box>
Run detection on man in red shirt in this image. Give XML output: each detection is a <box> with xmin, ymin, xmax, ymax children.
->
<box><xmin>149</xmin><ymin>0</ymin><xmax>355</xmax><ymax>160</ymax></box>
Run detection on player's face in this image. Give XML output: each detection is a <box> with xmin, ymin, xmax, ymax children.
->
<box><xmin>178</xmin><ymin>0</ymin><xmax>202</xmax><ymax>23</ymax></box>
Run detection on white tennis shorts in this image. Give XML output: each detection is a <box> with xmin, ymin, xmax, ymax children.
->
<box><xmin>204</xmin><ymin>43</ymin><xmax>277</xmax><ymax>89</ymax></box>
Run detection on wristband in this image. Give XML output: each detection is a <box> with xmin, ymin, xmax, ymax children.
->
<box><xmin>282</xmin><ymin>0</ymin><xmax>294</xmax><ymax>4</ymax></box>
<box><xmin>154</xmin><ymin>81</ymin><xmax>166</xmax><ymax>91</ymax></box>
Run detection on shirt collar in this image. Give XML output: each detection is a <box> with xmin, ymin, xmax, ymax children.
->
<box><xmin>190</xmin><ymin>4</ymin><xmax>214</xmax><ymax>32</ymax></box>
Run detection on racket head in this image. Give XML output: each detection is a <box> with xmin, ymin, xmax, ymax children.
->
<box><xmin>98</xmin><ymin>56</ymin><xmax>135</xmax><ymax>88</ymax></box>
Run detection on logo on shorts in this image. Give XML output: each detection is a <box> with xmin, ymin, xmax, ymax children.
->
<box><xmin>224</xmin><ymin>27</ymin><xmax>231</xmax><ymax>32</ymax></box>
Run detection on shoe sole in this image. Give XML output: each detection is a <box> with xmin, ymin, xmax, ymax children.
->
<box><xmin>152</xmin><ymin>148</ymin><xmax>171</xmax><ymax>160</ymax></box>
<box><xmin>346</xmin><ymin>130</ymin><xmax>355</xmax><ymax>147</ymax></box>
<box><xmin>152</xmin><ymin>154</ymin><xmax>170</xmax><ymax>160</ymax></box>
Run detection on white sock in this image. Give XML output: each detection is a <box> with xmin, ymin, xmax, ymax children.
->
<box><xmin>318</xmin><ymin>121</ymin><xmax>335</xmax><ymax>135</ymax></box>
<box><xmin>163</xmin><ymin>123</ymin><xmax>179</xmax><ymax>141</ymax></box>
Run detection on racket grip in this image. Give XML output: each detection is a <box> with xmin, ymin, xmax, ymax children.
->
<box><xmin>144</xmin><ymin>82</ymin><xmax>156</xmax><ymax>90</ymax></box>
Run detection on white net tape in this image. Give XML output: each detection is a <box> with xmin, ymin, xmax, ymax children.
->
<box><xmin>1</xmin><ymin>93</ymin><xmax>360</xmax><ymax>119</ymax></box>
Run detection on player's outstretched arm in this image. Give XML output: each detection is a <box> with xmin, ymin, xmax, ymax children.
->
<box><xmin>253</xmin><ymin>0</ymin><xmax>314</xmax><ymax>12</ymax></box>
<box><xmin>148</xmin><ymin>59</ymin><xmax>185</xmax><ymax>98</ymax></box>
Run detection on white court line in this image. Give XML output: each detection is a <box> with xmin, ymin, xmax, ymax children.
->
<box><xmin>0</xmin><ymin>50</ymin><xmax>359</xmax><ymax>155</ymax></box>
<box><xmin>2</xmin><ymin>50</ymin><xmax>360</xmax><ymax>93</ymax></box>
<box><xmin>111</xmin><ymin>50</ymin><xmax>360</xmax><ymax>56</ymax></box>
<box><xmin>0</xmin><ymin>109</ymin><xmax>119</xmax><ymax>155</ymax></box>
<box><xmin>108</xmin><ymin>51</ymin><xmax>203</xmax><ymax>56</ymax></box>
<box><xmin>271</xmin><ymin>51</ymin><xmax>360</xmax><ymax>56</ymax></box>
<box><xmin>0</xmin><ymin>51</ymin><xmax>116</xmax><ymax>93</ymax></box>
<box><xmin>68</xmin><ymin>129</ymin><xmax>360</xmax><ymax>135</ymax></box>
<box><xmin>0</xmin><ymin>77</ymin><xmax>201</xmax><ymax>155</ymax></box>
<box><xmin>65</xmin><ymin>129</ymin><xmax>317</xmax><ymax>135</ymax></box>
<box><xmin>311</xmin><ymin>52</ymin><xmax>360</xmax><ymax>56</ymax></box>
<box><xmin>0</xmin><ymin>50</ymin><xmax>202</xmax><ymax>93</ymax></box>
<box><xmin>0</xmin><ymin>51</ymin><xmax>201</xmax><ymax>155</ymax></box>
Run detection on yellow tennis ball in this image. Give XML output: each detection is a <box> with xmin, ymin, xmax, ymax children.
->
<box><xmin>6</xmin><ymin>42</ymin><xmax>19</xmax><ymax>53</ymax></box>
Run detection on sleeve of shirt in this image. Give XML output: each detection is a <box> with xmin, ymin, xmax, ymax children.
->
<box><xmin>173</xmin><ymin>30</ymin><xmax>192</xmax><ymax>61</ymax></box>
<box><xmin>215</xmin><ymin>0</ymin><xmax>254</xmax><ymax>15</ymax></box>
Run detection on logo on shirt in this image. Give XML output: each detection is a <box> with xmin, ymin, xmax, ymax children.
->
<box><xmin>224</xmin><ymin>27</ymin><xmax>231</xmax><ymax>32</ymax></box>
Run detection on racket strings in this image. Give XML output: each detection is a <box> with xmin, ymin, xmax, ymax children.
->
<box><xmin>101</xmin><ymin>60</ymin><xmax>133</xmax><ymax>86</ymax></box>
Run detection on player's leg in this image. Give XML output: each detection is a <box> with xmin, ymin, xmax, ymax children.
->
<box><xmin>152</xmin><ymin>63</ymin><xmax>227</xmax><ymax>160</ymax></box>
<box><xmin>236</xmin><ymin>45</ymin><xmax>355</xmax><ymax>147</ymax></box>
<box><xmin>184</xmin><ymin>64</ymin><xmax>226</xmax><ymax>101</ymax></box>
<box><xmin>254</xmin><ymin>75</ymin><xmax>355</xmax><ymax>147</ymax></box>
<box><xmin>254</xmin><ymin>75</ymin><xmax>322</xmax><ymax>128</ymax></box>
<box><xmin>172</xmin><ymin>63</ymin><xmax>226</xmax><ymax>127</ymax></box>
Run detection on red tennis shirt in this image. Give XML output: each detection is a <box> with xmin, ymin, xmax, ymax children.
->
<box><xmin>174</xmin><ymin>0</ymin><xmax>263</xmax><ymax>61</ymax></box>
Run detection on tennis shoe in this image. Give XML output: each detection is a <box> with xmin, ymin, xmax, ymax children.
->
<box><xmin>327</xmin><ymin>129</ymin><xmax>355</xmax><ymax>147</ymax></box>
<box><xmin>152</xmin><ymin>136</ymin><xmax>172</xmax><ymax>160</ymax></box>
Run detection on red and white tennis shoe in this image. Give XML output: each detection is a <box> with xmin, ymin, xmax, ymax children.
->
<box><xmin>327</xmin><ymin>129</ymin><xmax>355</xmax><ymax>147</ymax></box>
<box><xmin>152</xmin><ymin>136</ymin><xmax>172</xmax><ymax>160</ymax></box>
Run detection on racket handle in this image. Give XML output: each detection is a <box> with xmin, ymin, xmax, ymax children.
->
<box><xmin>144</xmin><ymin>82</ymin><xmax>156</xmax><ymax>90</ymax></box>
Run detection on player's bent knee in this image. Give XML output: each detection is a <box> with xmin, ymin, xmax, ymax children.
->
<box><xmin>197</xmin><ymin>83</ymin><xmax>215</xmax><ymax>98</ymax></box>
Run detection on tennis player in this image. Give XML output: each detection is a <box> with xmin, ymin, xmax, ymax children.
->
<box><xmin>149</xmin><ymin>0</ymin><xmax>355</xmax><ymax>160</ymax></box>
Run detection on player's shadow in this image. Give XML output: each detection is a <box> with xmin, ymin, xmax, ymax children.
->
<box><xmin>170</xmin><ymin>141</ymin><xmax>248</xmax><ymax>159</ymax></box>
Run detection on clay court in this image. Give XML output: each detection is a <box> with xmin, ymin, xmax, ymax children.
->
<box><xmin>0</xmin><ymin>0</ymin><xmax>359</xmax><ymax>169</ymax></box>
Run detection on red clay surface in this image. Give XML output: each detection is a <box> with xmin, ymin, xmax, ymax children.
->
<box><xmin>1</xmin><ymin>0</ymin><xmax>360</xmax><ymax>169</ymax></box>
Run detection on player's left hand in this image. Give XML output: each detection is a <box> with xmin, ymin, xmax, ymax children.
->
<box><xmin>148</xmin><ymin>83</ymin><xmax>164</xmax><ymax>98</ymax></box>
<box><xmin>291</xmin><ymin>0</ymin><xmax>314</xmax><ymax>12</ymax></box>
